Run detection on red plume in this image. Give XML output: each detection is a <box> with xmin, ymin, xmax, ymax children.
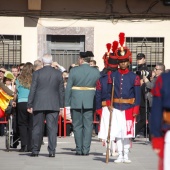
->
<box><xmin>106</xmin><ymin>43</ymin><xmax>111</xmax><ymax>52</ymax></box>
<box><xmin>112</xmin><ymin>41</ymin><xmax>118</xmax><ymax>53</ymax></box>
<box><xmin>119</xmin><ymin>32</ymin><xmax>125</xmax><ymax>47</ymax></box>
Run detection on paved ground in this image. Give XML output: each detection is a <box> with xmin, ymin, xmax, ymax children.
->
<box><xmin>0</xmin><ymin>136</ymin><xmax>158</xmax><ymax>170</ymax></box>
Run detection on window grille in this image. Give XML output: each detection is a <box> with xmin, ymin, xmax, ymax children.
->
<box><xmin>0</xmin><ymin>35</ymin><xmax>21</xmax><ymax>69</ymax></box>
<box><xmin>51</xmin><ymin>50</ymin><xmax>80</xmax><ymax>71</ymax></box>
<box><xmin>47</xmin><ymin>35</ymin><xmax>85</xmax><ymax>71</ymax></box>
<box><xmin>126</xmin><ymin>37</ymin><xmax>164</xmax><ymax>71</ymax></box>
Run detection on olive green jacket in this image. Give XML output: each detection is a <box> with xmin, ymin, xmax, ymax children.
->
<box><xmin>65</xmin><ymin>63</ymin><xmax>100</xmax><ymax>109</ymax></box>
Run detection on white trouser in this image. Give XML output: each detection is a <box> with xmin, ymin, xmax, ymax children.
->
<box><xmin>116</xmin><ymin>138</ymin><xmax>130</xmax><ymax>157</ymax></box>
<box><xmin>164</xmin><ymin>130</ymin><xmax>170</xmax><ymax>170</ymax></box>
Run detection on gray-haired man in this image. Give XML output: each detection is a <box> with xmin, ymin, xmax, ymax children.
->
<box><xmin>27</xmin><ymin>54</ymin><xmax>65</xmax><ymax>157</ymax></box>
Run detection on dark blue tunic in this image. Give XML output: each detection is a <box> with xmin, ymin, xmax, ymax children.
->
<box><xmin>150</xmin><ymin>72</ymin><xmax>170</xmax><ymax>137</ymax></box>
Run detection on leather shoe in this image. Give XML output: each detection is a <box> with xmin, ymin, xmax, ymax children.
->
<box><xmin>19</xmin><ymin>145</ymin><xmax>27</xmax><ymax>152</ymax></box>
<box><xmin>49</xmin><ymin>153</ymin><xmax>55</xmax><ymax>157</ymax></box>
<box><xmin>75</xmin><ymin>153</ymin><xmax>82</xmax><ymax>156</ymax></box>
<box><xmin>82</xmin><ymin>153</ymin><xmax>89</xmax><ymax>156</ymax></box>
<box><xmin>30</xmin><ymin>153</ymin><xmax>38</xmax><ymax>157</ymax></box>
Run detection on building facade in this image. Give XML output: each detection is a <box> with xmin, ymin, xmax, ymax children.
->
<box><xmin>0</xmin><ymin>0</ymin><xmax>170</xmax><ymax>71</ymax></box>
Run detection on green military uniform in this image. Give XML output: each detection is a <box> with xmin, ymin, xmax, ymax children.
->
<box><xmin>65</xmin><ymin>60</ymin><xmax>100</xmax><ymax>155</ymax></box>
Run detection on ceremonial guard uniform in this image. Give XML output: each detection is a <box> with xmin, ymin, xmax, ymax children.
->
<box><xmin>109</xmin><ymin>33</ymin><xmax>141</xmax><ymax>163</ymax></box>
<box><xmin>96</xmin><ymin>41</ymin><xmax>118</xmax><ymax>156</ymax></box>
<box><xmin>150</xmin><ymin>72</ymin><xmax>170</xmax><ymax>170</ymax></box>
<box><xmin>65</xmin><ymin>51</ymin><xmax>100</xmax><ymax>155</ymax></box>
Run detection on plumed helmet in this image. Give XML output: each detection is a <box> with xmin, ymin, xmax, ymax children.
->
<box><xmin>107</xmin><ymin>41</ymin><xmax>118</xmax><ymax>68</ymax></box>
<box><xmin>115</xmin><ymin>32</ymin><xmax>132</xmax><ymax>63</ymax></box>
<box><xmin>103</xmin><ymin>41</ymin><xmax>119</xmax><ymax>68</ymax></box>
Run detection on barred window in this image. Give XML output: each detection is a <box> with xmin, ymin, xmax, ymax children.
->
<box><xmin>126</xmin><ymin>37</ymin><xmax>164</xmax><ymax>71</ymax></box>
<box><xmin>47</xmin><ymin>35</ymin><xmax>85</xmax><ymax>71</ymax></box>
<box><xmin>0</xmin><ymin>35</ymin><xmax>21</xmax><ymax>68</ymax></box>
<box><xmin>51</xmin><ymin>49</ymin><xmax>80</xmax><ymax>71</ymax></box>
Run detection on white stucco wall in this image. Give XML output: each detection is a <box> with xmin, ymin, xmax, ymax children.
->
<box><xmin>39</xmin><ymin>18</ymin><xmax>170</xmax><ymax>70</ymax></box>
<box><xmin>0</xmin><ymin>17</ymin><xmax>37</xmax><ymax>64</ymax></box>
<box><xmin>1</xmin><ymin>16</ymin><xmax>170</xmax><ymax>70</ymax></box>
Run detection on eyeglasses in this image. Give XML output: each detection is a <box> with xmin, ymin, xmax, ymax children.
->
<box><xmin>0</xmin><ymin>70</ymin><xmax>5</xmax><ymax>73</ymax></box>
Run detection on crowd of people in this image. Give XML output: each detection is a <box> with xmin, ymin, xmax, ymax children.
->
<box><xmin>0</xmin><ymin>32</ymin><xmax>169</xmax><ymax>169</ymax></box>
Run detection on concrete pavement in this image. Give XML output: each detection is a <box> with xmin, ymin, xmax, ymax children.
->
<box><xmin>0</xmin><ymin>136</ymin><xmax>158</xmax><ymax>170</ymax></box>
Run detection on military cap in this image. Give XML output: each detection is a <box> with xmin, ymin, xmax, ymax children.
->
<box><xmin>136</xmin><ymin>53</ymin><xmax>145</xmax><ymax>60</ymax></box>
<box><xmin>86</xmin><ymin>51</ymin><xmax>94</xmax><ymax>57</ymax></box>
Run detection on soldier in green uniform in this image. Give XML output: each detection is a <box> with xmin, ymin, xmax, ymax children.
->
<box><xmin>65</xmin><ymin>51</ymin><xmax>100</xmax><ymax>155</ymax></box>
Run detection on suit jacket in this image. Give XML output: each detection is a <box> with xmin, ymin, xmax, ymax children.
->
<box><xmin>27</xmin><ymin>65</ymin><xmax>65</xmax><ymax>111</ymax></box>
<box><xmin>65</xmin><ymin>63</ymin><xmax>100</xmax><ymax>109</ymax></box>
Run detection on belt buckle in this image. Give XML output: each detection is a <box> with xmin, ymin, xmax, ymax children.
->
<box><xmin>132</xmin><ymin>98</ymin><xmax>135</xmax><ymax>104</ymax></box>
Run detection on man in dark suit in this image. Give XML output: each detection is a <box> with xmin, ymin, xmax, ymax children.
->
<box><xmin>65</xmin><ymin>51</ymin><xmax>100</xmax><ymax>155</ymax></box>
<box><xmin>27</xmin><ymin>54</ymin><xmax>64</xmax><ymax>157</ymax></box>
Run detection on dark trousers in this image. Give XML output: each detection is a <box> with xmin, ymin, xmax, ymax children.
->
<box><xmin>32</xmin><ymin>111</ymin><xmax>58</xmax><ymax>154</ymax></box>
<box><xmin>18</xmin><ymin>102</ymin><xmax>33</xmax><ymax>150</ymax></box>
<box><xmin>12</xmin><ymin>107</ymin><xmax>20</xmax><ymax>147</ymax></box>
<box><xmin>72</xmin><ymin>108</ymin><xmax>93</xmax><ymax>154</ymax></box>
<box><xmin>135</xmin><ymin>107</ymin><xmax>150</xmax><ymax>138</ymax></box>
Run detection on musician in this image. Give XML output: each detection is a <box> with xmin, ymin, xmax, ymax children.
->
<box><xmin>108</xmin><ymin>33</ymin><xmax>141</xmax><ymax>163</ymax></box>
<box><xmin>150</xmin><ymin>72</ymin><xmax>170</xmax><ymax>170</ymax></box>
